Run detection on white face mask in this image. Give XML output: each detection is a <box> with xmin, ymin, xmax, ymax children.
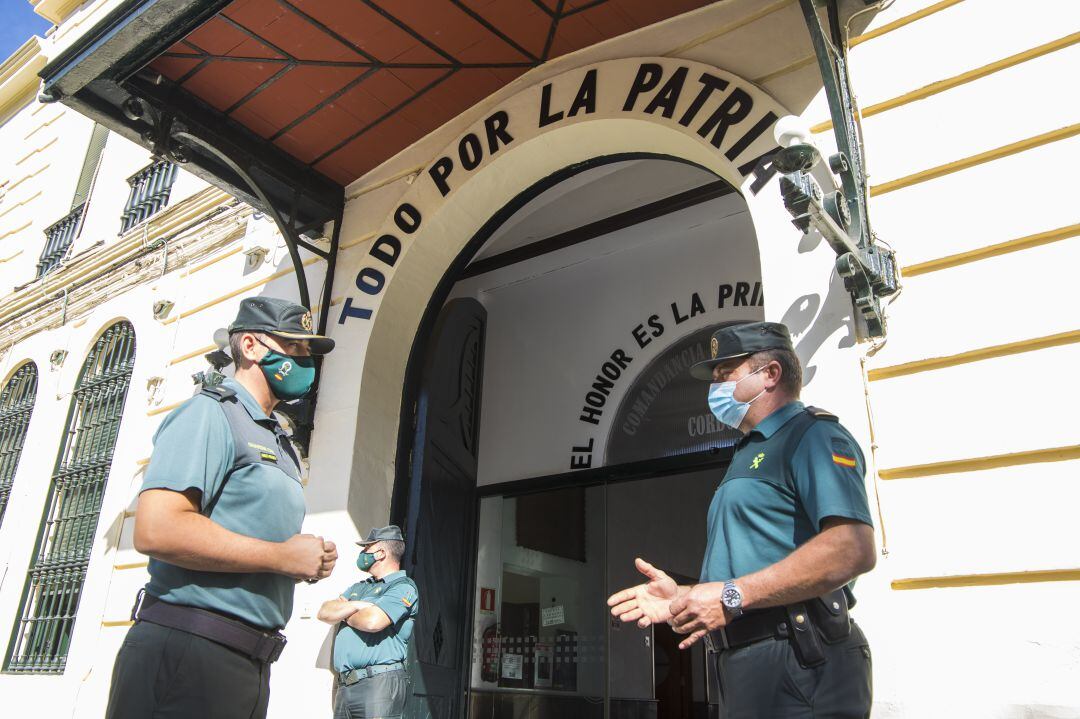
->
<box><xmin>707</xmin><ymin>365</ymin><xmax>769</xmax><ymax>428</ymax></box>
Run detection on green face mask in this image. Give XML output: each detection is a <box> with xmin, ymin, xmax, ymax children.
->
<box><xmin>256</xmin><ymin>339</ymin><xmax>315</xmax><ymax>400</ymax></box>
<box><xmin>356</xmin><ymin>550</ymin><xmax>381</xmax><ymax>572</ymax></box>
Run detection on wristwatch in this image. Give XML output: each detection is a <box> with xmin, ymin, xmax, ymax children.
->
<box><xmin>722</xmin><ymin>580</ymin><xmax>744</xmax><ymax>618</ymax></box>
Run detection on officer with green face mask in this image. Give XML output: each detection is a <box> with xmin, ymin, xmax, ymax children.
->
<box><xmin>318</xmin><ymin>525</ymin><xmax>419</xmax><ymax>719</ymax></box>
<box><xmin>105</xmin><ymin>296</ymin><xmax>339</xmax><ymax>719</ymax></box>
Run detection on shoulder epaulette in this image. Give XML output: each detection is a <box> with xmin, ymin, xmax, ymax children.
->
<box><xmin>199</xmin><ymin>384</ymin><xmax>237</xmax><ymax>402</ymax></box>
<box><xmin>804</xmin><ymin>406</ymin><xmax>838</xmax><ymax>422</ymax></box>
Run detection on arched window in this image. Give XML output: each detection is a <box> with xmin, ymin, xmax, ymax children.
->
<box><xmin>6</xmin><ymin>322</ymin><xmax>136</xmax><ymax>674</ymax></box>
<box><xmin>0</xmin><ymin>362</ymin><xmax>39</xmax><ymax>528</ymax></box>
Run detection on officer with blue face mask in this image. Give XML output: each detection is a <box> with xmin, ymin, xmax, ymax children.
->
<box><xmin>609</xmin><ymin>321</ymin><xmax>876</xmax><ymax>719</ymax></box>
<box><xmin>318</xmin><ymin>525</ymin><xmax>419</xmax><ymax>719</ymax></box>
<box><xmin>106</xmin><ymin>296</ymin><xmax>339</xmax><ymax>719</ymax></box>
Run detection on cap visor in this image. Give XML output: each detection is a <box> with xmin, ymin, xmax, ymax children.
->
<box><xmin>272</xmin><ymin>331</ymin><xmax>335</xmax><ymax>354</ymax></box>
<box><xmin>689</xmin><ymin>352</ymin><xmax>750</xmax><ymax>381</ymax></box>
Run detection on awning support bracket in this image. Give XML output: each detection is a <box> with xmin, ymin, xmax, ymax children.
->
<box><xmin>777</xmin><ymin>0</ymin><xmax>900</xmax><ymax>339</ymax></box>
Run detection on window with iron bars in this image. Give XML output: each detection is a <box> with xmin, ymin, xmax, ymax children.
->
<box><xmin>119</xmin><ymin>160</ymin><xmax>177</xmax><ymax>234</ymax></box>
<box><xmin>5</xmin><ymin>322</ymin><xmax>136</xmax><ymax>674</ymax></box>
<box><xmin>36</xmin><ymin>204</ymin><xmax>85</xmax><ymax>279</ymax></box>
<box><xmin>0</xmin><ymin>362</ymin><xmax>39</xmax><ymax>529</ymax></box>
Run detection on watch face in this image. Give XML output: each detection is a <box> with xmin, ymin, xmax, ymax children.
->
<box><xmin>722</xmin><ymin>586</ymin><xmax>741</xmax><ymax>607</ymax></box>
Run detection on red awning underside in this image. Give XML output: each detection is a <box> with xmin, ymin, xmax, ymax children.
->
<box><xmin>148</xmin><ymin>0</ymin><xmax>714</xmax><ymax>185</ymax></box>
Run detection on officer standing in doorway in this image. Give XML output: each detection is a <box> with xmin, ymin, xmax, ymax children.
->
<box><xmin>318</xmin><ymin>525</ymin><xmax>419</xmax><ymax>719</ymax></box>
<box><xmin>608</xmin><ymin>321</ymin><xmax>876</xmax><ymax>718</ymax></box>
<box><xmin>105</xmin><ymin>297</ymin><xmax>339</xmax><ymax>719</ymax></box>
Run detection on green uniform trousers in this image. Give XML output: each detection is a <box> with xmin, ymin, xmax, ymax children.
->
<box><xmin>333</xmin><ymin>669</ymin><xmax>410</xmax><ymax>719</ymax></box>
<box><xmin>104</xmin><ymin>620</ymin><xmax>271</xmax><ymax>719</ymax></box>
<box><xmin>716</xmin><ymin>620</ymin><xmax>872</xmax><ymax>718</ymax></box>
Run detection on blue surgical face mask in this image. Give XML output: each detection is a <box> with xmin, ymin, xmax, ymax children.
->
<box><xmin>707</xmin><ymin>365</ymin><xmax>769</xmax><ymax>429</ymax></box>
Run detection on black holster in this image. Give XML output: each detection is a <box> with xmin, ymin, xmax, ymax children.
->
<box><xmin>785</xmin><ymin>588</ymin><xmax>851</xmax><ymax>669</ymax></box>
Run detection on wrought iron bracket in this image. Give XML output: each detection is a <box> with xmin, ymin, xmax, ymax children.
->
<box><xmin>780</xmin><ymin>0</ymin><xmax>899</xmax><ymax>339</ymax></box>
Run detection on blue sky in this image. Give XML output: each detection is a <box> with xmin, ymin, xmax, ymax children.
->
<box><xmin>0</xmin><ymin>0</ymin><xmax>52</xmax><ymax>61</ymax></box>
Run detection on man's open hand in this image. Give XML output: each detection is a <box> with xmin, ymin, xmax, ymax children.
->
<box><xmin>607</xmin><ymin>558</ymin><xmax>680</xmax><ymax>628</ymax></box>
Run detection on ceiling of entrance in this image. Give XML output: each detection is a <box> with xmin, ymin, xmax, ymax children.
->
<box><xmin>146</xmin><ymin>0</ymin><xmax>715</xmax><ymax>185</ymax></box>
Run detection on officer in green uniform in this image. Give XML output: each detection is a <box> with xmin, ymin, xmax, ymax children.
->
<box><xmin>105</xmin><ymin>297</ymin><xmax>339</xmax><ymax>719</ymax></box>
<box><xmin>609</xmin><ymin>321</ymin><xmax>876</xmax><ymax>718</ymax></box>
<box><xmin>318</xmin><ymin>525</ymin><xmax>419</xmax><ymax>719</ymax></box>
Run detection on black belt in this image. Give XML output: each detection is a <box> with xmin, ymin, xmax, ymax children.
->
<box><xmin>338</xmin><ymin>662</ymin><xmax>406</xmax><ymax>686</ymax></box>
<box><xmin>132</xmin><ymin>590</ymin><xmax>287</xmax><ymax>664</ymax></box>
<box><xmin>705</xmin><ymin>606</ymin><xmax>789</xmax><ymax>652</ymax></box>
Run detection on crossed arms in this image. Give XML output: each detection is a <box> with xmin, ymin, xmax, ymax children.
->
<box><xmin>317</xmin><ymin>598</ymin><xmax>393</xmax><ymax>633</ymax></box>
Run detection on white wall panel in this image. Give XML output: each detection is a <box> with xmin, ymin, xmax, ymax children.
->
<box><xmin>870</xmin><ymin>236</ymin><xmax>1079</xmax><ymax>367</ymax></box>
<box><xmin>870</xmin><ymin>342</ymin><xmax>1080</xmax><ymax>469</ymax></box>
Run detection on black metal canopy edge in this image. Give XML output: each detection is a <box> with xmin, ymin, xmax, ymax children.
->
<box><xmin>38</xmin><ymin>0</ymin><xmax>345</xmax><ymax>233</ymax></box>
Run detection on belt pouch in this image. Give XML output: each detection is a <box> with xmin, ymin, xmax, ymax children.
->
<box><xmin>785</xmin><ymin>602</ymin><xmax>826</xmax><ymax>668</ymax></box>
<box><xmin>809</xmin><ymin>588</ymin><xmax>852</xmax><ymax>644</ymax></box>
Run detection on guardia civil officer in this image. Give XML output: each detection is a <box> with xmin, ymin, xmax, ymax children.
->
<box><xmin>104</xmin><ymin>297</ymin><xmax>340</xmax><ymax>719</ymax></box>
<box><xmin>318</xmin><ymin>525</ymin><xmax>419</xmax><ymax>719</ymax></box>
<box><xmin>608</xmin><ymin>321</ymin><xmax>876</xmax><ymax>718</ymax></box>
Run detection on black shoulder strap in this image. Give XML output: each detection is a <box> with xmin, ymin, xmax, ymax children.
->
<box><xmin>199</xmin><ymin>384</ymin><xmax>237</xmax><ymax>402</ymax></box>
<box><xmin>786</xmin><ymin>406</ymin><xmax>839</xmax><ymax>450</ymax></box>
<box><xmin>198</xmin><ymin>385</ymin><xmax>241</xmax><ymax>516</ymax></box>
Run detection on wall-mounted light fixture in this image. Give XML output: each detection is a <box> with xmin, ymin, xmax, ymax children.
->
<box><xmin>49</xmin><ymin>349</ymin><xmax>67</xmax><ymax>370</ymax></box>
<box><xmin>152</xmin><ymin>298</ymin><xmax>174</xmax><ymax>320</ymax></box>
<box><xmin>244</xmin><ymin>245</ymin><xmax>269</xmax><ymax>271</ymax></box>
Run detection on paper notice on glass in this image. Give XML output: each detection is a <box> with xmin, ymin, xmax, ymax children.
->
<box><xmin>501</xmin><ymin>653</ymin><xmax>523</xmax><ymax>680</ymax></box>
<box><xmin>541</xmin><ymin>605</ymin><xmax>565</xmax><ymax>627</ymax></box>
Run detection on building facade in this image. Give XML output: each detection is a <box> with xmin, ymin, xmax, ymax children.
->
<box><xmin>0</xmin><ymin>0</ymin><xmax>1077</xmax><ymax>717</ymax></box>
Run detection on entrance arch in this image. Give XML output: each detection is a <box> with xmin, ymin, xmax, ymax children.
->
<box><xmin>333</xmin><ymin>57</ymin><xmax>865</xmax><ymax>520</ymax></box>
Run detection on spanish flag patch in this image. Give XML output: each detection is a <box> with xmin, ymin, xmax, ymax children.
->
<box><xmin>831</xmin><ymin>438</ymin><xmax>856</xmax><ymax>467</ymax></box>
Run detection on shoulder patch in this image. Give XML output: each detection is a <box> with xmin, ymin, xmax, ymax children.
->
<box><xmin>830</xmin><ymin>437</ymin><xmax>857</xmax><ymax>467</ymax></box>
<box><xmin>199</xmin><ymin>385</ymin><xmax>237</xmax><ymax>402</ymax></box>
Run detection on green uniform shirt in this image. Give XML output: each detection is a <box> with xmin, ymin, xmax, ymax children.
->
<box><xmin>333</xmin><ymin>571</ymin><xmax>419</xmax><ymax>672</ymax></box>
<box><xmin>700</xmin><ymin>401</ymin><xmax>873</xmax><ymax>586</ymax></box>
<box><xmin>142</xmin><ymin>378</ymin><xmax>306</xmax><ymax>629</ymax></box>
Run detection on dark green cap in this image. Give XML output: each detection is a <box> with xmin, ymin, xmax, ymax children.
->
<box><xmin>356</xmin><ymin>525</ymin><xmax>405</xmax><ymax>547</ymax></box>
<box><xmin>689</xmin><ymin>321</ymin><xmax>794</xmax><ymax>380</ymax></box>
<box><xmin>224</xmin><ymin>297</ymin><xmax>335</xmax><ymax>354</ymax></box>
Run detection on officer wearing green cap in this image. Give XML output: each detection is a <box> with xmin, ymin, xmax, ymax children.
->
<box><xmin>318</xmin><ymin>525</ymin><xmax>419</xmax><ymax>719</ymax></box>
<box><xmin>609</xmin><ymin>321</ymin><xmax>876</xmax><ymax>718</ymax></box>
<box><xmin>105</xmin><ymin>297</ymin><xmax>339</xmax><ymax>719</ymax></box>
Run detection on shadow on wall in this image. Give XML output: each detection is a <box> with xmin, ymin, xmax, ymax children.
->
<box><xmin>782</xmin><ymin>270</ymin><xmax>856</xmax><ymax>388</ymax></box>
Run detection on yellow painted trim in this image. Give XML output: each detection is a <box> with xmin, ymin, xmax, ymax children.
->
<box><xmin>0</xmin><ymin>190</ymin><xmax>42</xmax><ymax>218</ymax></box>
<box><xmin>870</xmin><ymin>124</ymin><xmax>1080</xmax><ymax>196</ymax></box>
<box><xmin>0</xmin><ymin>221</ymin><xmax>32</xmax><ymax>241</ymax></box>
<box><xmin>868</xmin><ymin>329</ymin><xmax>1080</xmax><ymax>381</ymax></box>
<box><xmin>135</xmin><ymin>457</ymin><xmax>150</xmax><ymax>466</ymax></box>
<box><xmin>346</xmin><ymin>165</ymin><xmax>426</xmax><ymax>201</ymax></box>
<box><xmin>892</xmin><ymin>568</ymin><xmax>1080</xmax><ymax>590</ymax></box>
<box><xmin>903</xmin><ymin>223</ymin><xmax>1080</xmax><ymax>277</ymax></box>
<box><xmin>123</xmin><ymin>510</ymin><xmax>136</xmax><ymax>519</ymax></box>
<box><xmin>147</xmin><ymin>401</ymin><xmax>183</xmax><ymax>417</ymax></box>
<box><xmin>667</xmin><ymin>0</ymin><xmax>793</xmax><ymax>57</ymax></box>
<box><xmin>182</xmin><ymin>244</ymin><xmax>244</xmax><ymax>277</ymax></box>
<box><xmin>756</xmin><ymin>0</ymin><xmax>965</xmax><ymax>87</ymax></box>
<box><xmin>813</xmin><ymin>31</ymin><xmax>1080</xmax><ymax>133</ymax></box>
<box><xmin>102</xmin><ymin>620</ymin><xmax>135</xmax><ymax>628</ymax></box>
<box><xmin>850</xmin><ymin>0</ymin><xmax>965</xmax><ymax>48</ymax></box>
<box><xmin>16</xmin><ymin>137</ymin><xmax>58</xmax><ymax>166</ymax></box>
<box><xmin>24</xmin><ymin>109</ymin><xmax>66</xmax><ymax>140</ymax></box>
<box><xmin>114</xmin><ymin>561</ymin><xmax>148</xmax><ymax>571</ymax></box>
<box><xmin>0</xmin><ymin>249</ymin><xmax>24</xmax><ymax>264</ymax></box>
<box><xmin>7</xmin><ymin>163</ymin><xmax>50</xmax><ymax>192</ymax></box>
<box><xmin>163</xmin><ymin>256</ymin><xmax>321</xmax><ymax>325</ymax></box>
<box><xmin>879</xmin><ymin>444</ymin><xmax>1080</xmax><ymax>481</ymax></box>
<box><xmin>340</xmin><ymin>231</ymin><xmax>377</xmax><ymax>251</ymax></box>
<box><xmin>170</xmin><ymin>344</ymin><xmax>215</xmax><ymax>366</ymax></box>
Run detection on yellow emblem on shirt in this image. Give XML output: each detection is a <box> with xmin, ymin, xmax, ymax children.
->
<box><xmin>750</xmin><ymin>452</ymin><xmax>765</xmax><ymax>469</ymax></box>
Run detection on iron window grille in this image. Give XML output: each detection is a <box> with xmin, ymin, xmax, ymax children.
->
<box><xmin>36</xmin><ymin>203</ymin><xmax>86</xmax><ymax>279</ymax></box>
<box><xmin>0</xmin><ymin>363</ymin><xmax>39</xmax><ymax>529</ymax></box>
<box><xmin>5</xmin><ymin>322</ymin><xmax>136</xmax><ymax>674</ymax></box>
<box><xmin>119</xmin><ymin>160</ymin><xmax>177</xmax><ymax>234</ymax></box>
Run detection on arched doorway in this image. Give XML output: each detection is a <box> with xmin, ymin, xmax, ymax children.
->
<box><xmin>398</xmin><ymin>156</ymin><xmax>764</xmax><ymax>718</ymax></box>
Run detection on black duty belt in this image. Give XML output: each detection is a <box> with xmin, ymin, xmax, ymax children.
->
<box><xmin>132</xmin><ymin>590</ymin><xmax>287</xmax><ymax>664</ymax></box>
<box><xmin>705</xmin><ymin>606</ymin><xmax>789</xmax><ymax>653</ymax></box>
<box><xmin>338</xmin><ymin>662</ymin><xmax>406</xmax><ymax>686</ymax></box>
